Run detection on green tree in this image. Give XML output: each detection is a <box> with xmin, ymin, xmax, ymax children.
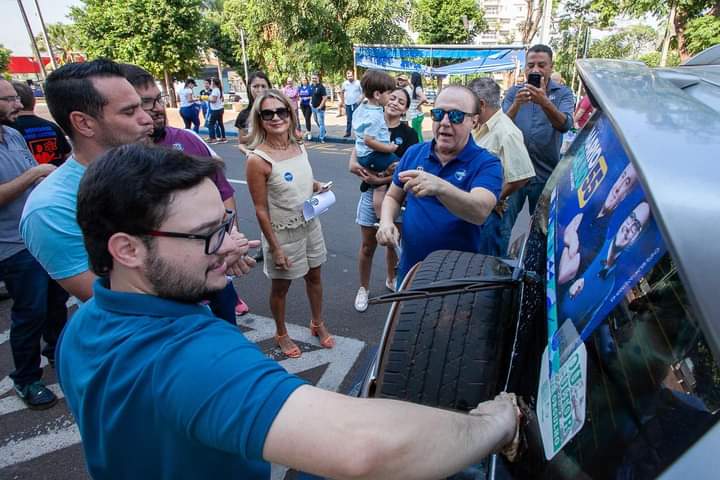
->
<box><xmin>551</xmin><ymin>0</ymin><xmax>597</xmax><ymax>89</ymax></box>
<box><xmin>685</xmin><ymin>14</ymin><xmax>720</xmax><ymax>55</ymax></box>
<box><xmin>220</xmin><ymin>0</ymin><xmax>410</xmax><ymax>84</ymax></box>
<box><xmin>70</xmin><ymin>0</ymin><xmax>209</xmax><ymax>105</ymax></box>
<box><xmin>34</xmin><ymin>23</ymin><xmax>83</xmax><ymax>64</ymax></box>
<box><xmin>588</xmin><ymin>25</ymin><xmax>658</xmax><ymax>59</ymax></box>
<box><xmin>589</xmin><ymin>0</ymin><xmax>718</xmax><ymax>60</ymax></box>
<box><xmin>0</xmin><ymin>44</ymin><xmax>10</xmax><ymax>76</ymax></box>
<box><xmin>410</xmin><ymin>0</ymin><xmax>487</xmax><ymax>44</ymax></box>
<box><xmin>638</xmin><ymin>50</ymin><xmax>681</xmax><ymax>66</ymax></box>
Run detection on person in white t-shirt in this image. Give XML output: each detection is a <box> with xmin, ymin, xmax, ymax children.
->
<box><xmin>340</xmin><ymin>70</ymin><xmax>363</xmax><ymax>138</ymax></box>
<box><xmin>207</xmin><ymin>77</ymin><xmax>227</xmax><ymax>144</ymax></box>
<box><xmin>179</xmin><ymin>78</ymin><xmax>200</xmax><ymax>133</ymax></box>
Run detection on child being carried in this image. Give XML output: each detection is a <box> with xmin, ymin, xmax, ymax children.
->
<box><xmin>352</xmin><ymin>70</ymin><xmax>399</xmax><ymax>216</ymax></box>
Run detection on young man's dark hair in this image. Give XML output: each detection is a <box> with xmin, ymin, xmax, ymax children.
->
<box><xmin>528</xmin><ymin>44</ymin><xmax>554</xmax><ymax>61</ymax></box>
<box><xmin>44</xmin><ymin>58</ymin><xmax>125</xmax><ymax>139</ymax></box>
<box><xmin>77</xmin><ymin>144</ymin><xmax>222</xmax><ymax>276</ymax></box>
<box><xmin>360</xmin><ymin>69</ymin><xmax>396</xmax><ymax>98</ymax></box>
<box><xmin>118</xmin><ymin>63</ymin><xmax>155</xmax><ymax>89</ymax></box>
<box><xmin>11</xmin><ymin>81</ymin><xmax>35</xmax><ymax>111</ymax></box>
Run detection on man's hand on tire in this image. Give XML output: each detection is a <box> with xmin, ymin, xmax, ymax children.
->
<box><xmin>469</xmin><ymin>392</ymin><xmax>523</xmax><ymax>461</ymax></box>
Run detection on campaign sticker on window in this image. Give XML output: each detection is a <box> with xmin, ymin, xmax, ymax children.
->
<box><xmin>537</xmin><ymin>342</ymin><xmax>587</xmax><ymax>460</ymax></box>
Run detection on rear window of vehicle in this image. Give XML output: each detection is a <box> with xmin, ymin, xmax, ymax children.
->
<box><xmin>544</xmin><ymin>253</ymin><xmax>720</xmax><ymax>478</ymax></box>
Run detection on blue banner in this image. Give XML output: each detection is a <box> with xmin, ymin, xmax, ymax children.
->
<box><xmin>547</xmin><ymin>114</ymin><xmax>666</xmax><ymax>365</ymax></box>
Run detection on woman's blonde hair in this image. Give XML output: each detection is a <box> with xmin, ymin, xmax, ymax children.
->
<box><xmin>247</xmin><ymin>89</ymin><xmax>300</xmax><ymax>149</ymax></box>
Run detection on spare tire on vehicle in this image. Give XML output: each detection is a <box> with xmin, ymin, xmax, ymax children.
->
<box><xmin>372</xmin><ymin>250</ymin><xmax>516</xmax><ymax>411</ymax></box>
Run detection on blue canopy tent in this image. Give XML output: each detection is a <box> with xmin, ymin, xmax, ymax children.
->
<box><xmin>353</xmin><ymin>44</ymin><xmax>526</xmax><ymax>75</ymax></box>
<box><xmin>431</xmin><ymin>49</ymin><xmax>526</xmax><ymax>76</ymax></box>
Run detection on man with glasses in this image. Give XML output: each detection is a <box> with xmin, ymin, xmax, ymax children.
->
<box><xmin>59</xmin><ymin>143</ymin><xmax>519</xmax><ymax>479</ymax></box>
<box><xmin>0</xmin><ymin>78</ymin><xmax>67</xmax><ymax>409</ymax></box>
<box><xmin>377</xmin><ymin>85</ymin><xmax>503</xmax><ymax>284</ymax></box>
<box><xmin>469</xmin><ymin>77</ymin><xmax>535</xmax><ymax>256</ymax></box>
<box><xmin>119</xmin><ymin>63</ymin><xmax>253</xmax><ymax>322</ymax></box>
<box><xmin>20</xmin><ymin>59</ymin><xmax>154</xmax><ymax>303</ymax></box>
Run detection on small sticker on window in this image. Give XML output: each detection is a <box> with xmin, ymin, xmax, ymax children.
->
<box><xmin>537</xmin><ymin>342</ymin><xmax>587</xmax><ymax>460</ymax></box>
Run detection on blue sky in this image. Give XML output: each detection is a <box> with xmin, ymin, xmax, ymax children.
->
<box><xmin>2</xmin><ymin>0</ymin><xmax>82</xmax><ymax>56</ymax></box>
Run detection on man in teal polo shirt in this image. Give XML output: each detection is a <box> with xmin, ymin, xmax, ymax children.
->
<box><xmin>377</xmin><ymin>85</ymin><xmax>503</xmax><ymax>283</ymax></box>
<box><xmin>61</xmin><ymin>143</ymin><xmax>519</xmax><ymax>479</ymax></box>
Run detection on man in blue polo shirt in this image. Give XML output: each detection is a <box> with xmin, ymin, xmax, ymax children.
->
<box><xmin>377</xmin><ymin>85</ymin><xmax>503</xmax><ymax>283</ymax></box>
<box><xmin>61</xmin><ymin>143</ymin><xmax>520</xmax><ymax>479</ymax></box>
<box><xmin>502</xmin><ymin>44</ymin><xmax>574</xmax><ymax>232</ymax></box>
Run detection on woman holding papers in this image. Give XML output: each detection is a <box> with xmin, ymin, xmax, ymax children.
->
<box><xmin>245</xmin><ymin>89</ymin><xmax>334</xmax><ymax>358</ymax></box>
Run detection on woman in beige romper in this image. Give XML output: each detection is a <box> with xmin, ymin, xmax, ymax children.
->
<box><xmin>245</xmin><ymin>89</ymin><xmax>334</xmax><ymax>358</ymax></box>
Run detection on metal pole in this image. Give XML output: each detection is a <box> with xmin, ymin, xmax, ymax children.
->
<box><xmin>239</xmin><ymin>28</ymin><xmax>249</xmax><ymax>86</ymax></box>
<box><xmin>33</xmin><ymin>0</ymin><xmax>57</xmax><ymax>70</ymax></box>
<box><xmin>353</xmin><ymin>45</ymin><xmax>357</xmax><ymax>80</ymax></box>
<box><xmin>16</xmin><ymin>0</ymin><xmax>46</xmax><ymax>80</ymax></box>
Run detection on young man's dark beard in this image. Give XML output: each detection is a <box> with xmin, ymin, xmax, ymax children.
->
<box><xmin>150</xmin><ymin>125</ymin><xmax>166</xmax><ymax>142</ymax></box>
<box><xmin>143</xmin><ymin>249</ymin><xmax>224</xmax><ymax>304</ymax></box>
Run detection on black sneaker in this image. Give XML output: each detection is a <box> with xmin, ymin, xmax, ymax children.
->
<box><xmin>15</xmin><ymin>381</ymin><xmax>58</xmax><ymax>410</ymax></box>
<box><xmin>343</xmin><ymin>133</ymin><xmax>351</xmax><ymax>138</ymax></box>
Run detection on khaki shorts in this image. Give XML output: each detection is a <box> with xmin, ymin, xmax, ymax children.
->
<box><xmin>262</xmin><ymin>218</ymin><xmax>327</xmax><ymax>280</ymax></box>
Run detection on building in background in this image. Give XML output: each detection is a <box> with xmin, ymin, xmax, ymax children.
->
<box><xmin>477</xmin><ymin>0</ymin><xmax>529</xmax><ymax>46</ymax></box>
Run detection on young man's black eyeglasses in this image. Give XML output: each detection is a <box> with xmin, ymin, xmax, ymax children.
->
<box><xmin>146</xmin><ymin>210</ymin><xmax>235</xmax><ymax>255</ymax></box>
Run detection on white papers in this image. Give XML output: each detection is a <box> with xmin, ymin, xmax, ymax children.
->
<box><xmin>303</xmin><ymin>191</ymin><xmax>336</xmax><ymax>221</ymax></box>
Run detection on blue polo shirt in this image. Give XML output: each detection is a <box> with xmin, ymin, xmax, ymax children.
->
<box><xmin>502</xmin><ymin>80</ymin><xmax>574</xmax><ymax>182</ymax></box>
<box><xmin>393</xmin><ymin>138</ymin><xmax>503</xmax><ymax>280</ymax></box>
<box><xmin>57</xmin><ymin>279</ymin><xmax>306</xmax><ymax>479</ymax></box>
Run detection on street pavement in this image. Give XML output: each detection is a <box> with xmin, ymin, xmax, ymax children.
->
<box><xmin>0</xmin><ymin>138</ymin><xmax>530</xmax><ymax>479</ymax></box>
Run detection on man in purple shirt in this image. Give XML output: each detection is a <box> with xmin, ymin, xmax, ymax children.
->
<box><xmin>120</xmin><ymin>63</ymin><xmax>252</xmax><ymax>321</ymax></box>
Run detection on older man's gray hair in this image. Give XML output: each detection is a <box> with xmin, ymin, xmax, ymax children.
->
<box><xmin>468</xmin><ymin>77</ymin><xmax>501</xmax><ymax>109</ymax></box>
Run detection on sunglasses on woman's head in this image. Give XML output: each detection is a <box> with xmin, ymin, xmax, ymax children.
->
<box><xmin>429</xmin><ymin>108</ymin><xmax>473</xmax><ymax>124</ymax></box>
<box><xmin>260</xmin><ymin>108</ymin><xmax>290</xmax><ymax>121</ymax></box>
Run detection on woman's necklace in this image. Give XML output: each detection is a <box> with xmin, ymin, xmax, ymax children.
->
<box><xmin>266</xmin><ymin>138</ymin><xmax>291</xmax><ymax>151</ymax></box>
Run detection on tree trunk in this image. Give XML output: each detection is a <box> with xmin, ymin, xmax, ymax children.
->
<box><xmin>164</xmin><ymin>69</ymin><xmax>177</xmax><ymax>108</ymax></box>
<box><xmin>522</xmin><ymin>0</ymin><xmax>543</xmax><ymax>45</ymax></box>
<box><xmin>674</xmin><ymin>8</ymin><xmax>690</xmax><ymax>62</ymax></box>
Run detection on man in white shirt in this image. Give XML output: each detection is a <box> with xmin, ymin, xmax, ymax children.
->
<box><xmin>341</xmin><ymin>69</ymin><xmax>363</xmax><ymax>138</ymax></box>
<box><xmin>469</xmin><ymin>78</ymin><xmax>535</xmax><ymax>256</ymax></box>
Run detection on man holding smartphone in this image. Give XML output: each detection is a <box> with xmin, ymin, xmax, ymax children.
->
<box><xmin>503</xmin><ymin>44</ymin><xmax>574</xmax><ymax>227</ymax></box>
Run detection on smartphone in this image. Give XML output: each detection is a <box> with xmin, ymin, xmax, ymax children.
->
<box><xmin>527</xmin><ymin>72</ymin><xmax>542</xmax><ymax>88</ymax></box>
<box><xmin>322</xmin><ymin>181</ymin><xmax>333</xmax><ymax>190</ymax></box>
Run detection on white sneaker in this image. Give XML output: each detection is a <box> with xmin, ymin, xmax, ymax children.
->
<box><xmin>385</xmin><ymin>277</ymin><xmax>397</xmax><ymax>292</ymax></box>
<box><xmin>354</xmin><ymin>287</ymin><xmax>369</xmax><ymax>312</ymax></box>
